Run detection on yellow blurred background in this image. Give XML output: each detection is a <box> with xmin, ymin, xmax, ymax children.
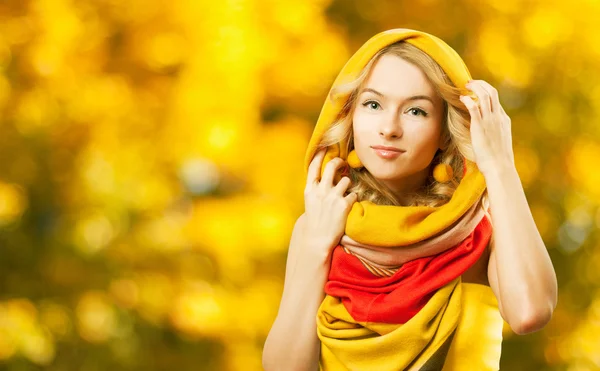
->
<box><xmin>0</xmin><ymin>0</ymin><xmax>599</xmax><ymax>370</ymax></box>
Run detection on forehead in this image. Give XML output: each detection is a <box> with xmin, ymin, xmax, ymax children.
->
<box><xmin>363</xmin><ymin>54</ymin><xmax>436</xmax><ymax>96</ymax></box>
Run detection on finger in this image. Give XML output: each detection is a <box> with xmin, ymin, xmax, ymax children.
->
<box><xmin>344</xmin><ymin>191</ymin><xmax>358</xmax><ymax>204</ymax></box>
<box><xmin>466</xmin><ymin>81</ymin><xmax>492</xmax><ymax>116</ymax></box>
<box><xmin>476</xmin><ymin>80</ymin><xmax>501</xmax><ymax>114</ymax></box>
<box><xmin>498</xmin><ymin>102</ymin><xmax>507</xmax><ymax>116</ymax></box>
<box><xmin>460</xmin><ymin>95</ymin><xmax>482</xmax><ymax>123</ymax></box>
<box><xmin>307</xmin><ymin>148</ymin><xmax>327</xmax><ymax>186</ymax></box>
<box><xmin>320</xmin><ymin>157</ymin><xmax>345</xmax><ymax>188</ymax></box>
<box><xmin>498</xmin><ymin>97</ymin><xmax>509</xmax><ymax>118</ymax></box>
<box><xmin>333</xmin><ymin>176</ymin><xmax>352</xmax><ymax>195</ymax></box>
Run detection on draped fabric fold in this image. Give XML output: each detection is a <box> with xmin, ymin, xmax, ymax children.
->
<box><xmin>325</xmin><ymin>215</ymin><xmax>492</xmax><ymax>324</ymax></box>
<box><xmin>339</xmin><ymin>197</ymin><xmax>487</xmax><ymax>276</ymax></box>
<box><xmin>303</xmin><ymin>28</ymin><xmax>504</xmax><ymax>370</ymax></box>
<box><xmin>317</xmin><ymin>279</ymin><xmax>504</xmax><ymax>371</ymax></box>
<box><xmin>318</xmin><ymin>278</ymin><xmax>462</xmax><ymax>371</ymax></box>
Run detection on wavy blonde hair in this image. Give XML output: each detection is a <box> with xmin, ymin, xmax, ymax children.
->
<box><xmin>318</xmin><ymin>41</ymin><xmax>490</xmax><ymax>221</ymax></box>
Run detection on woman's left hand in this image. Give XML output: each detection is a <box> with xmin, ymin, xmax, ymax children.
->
<box><xmin>459</xmin><ymin>80</ymin><xmax>515</xmax><ymax>176</ymax></box>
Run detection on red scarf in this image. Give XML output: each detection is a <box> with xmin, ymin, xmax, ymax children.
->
<box><xmin>324</xmin><ymin>214</ymin><xmax>492</xmax><ymax>324</ymax></box>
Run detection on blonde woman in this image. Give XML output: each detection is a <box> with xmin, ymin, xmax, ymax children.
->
<box><xmin>263</xmin><ymin>29</ymin><xmax>557</xmax><ymax>371</ymax></box>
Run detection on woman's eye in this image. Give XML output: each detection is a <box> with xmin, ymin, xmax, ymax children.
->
<box><xmin>362</xmin><ymin>100</ymin><xmax>380</xmax><ymax>110</ymax></box>
<box><xmin>408</xmin><ymin>108</ymin><xmax>428</xmax><ymax>117</ymax></box>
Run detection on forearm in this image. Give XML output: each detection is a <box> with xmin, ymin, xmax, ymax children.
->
<box><xmin>263</xmin><ymin>246</ymin><xmax>330</xmax><ymax>371</ymax></box>
<box><xmin>484</xmin><ymin>164</ymin><xmax>558</xmax><ymax>332</ymax></box>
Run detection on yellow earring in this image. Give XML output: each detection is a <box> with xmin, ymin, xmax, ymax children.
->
<box><xmin>433</xmin><ymin>163</ymin><xmax>453</xmax><ymax>183</ymax></box>
<box><xmin>347</xmin><ymin>150</ymin><xmax>363</xmax><ymax>169</ymax></box>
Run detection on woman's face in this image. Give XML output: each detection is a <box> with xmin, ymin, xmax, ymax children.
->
<box><xmin>352</xmin><ymin>54</ymin><xmax>445</xmax><ymax>195</ymax></box>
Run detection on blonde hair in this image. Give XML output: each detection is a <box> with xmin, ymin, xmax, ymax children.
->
<box><xmin>318</xmin><ymin>41</ymin><xmax>490</xmax><ymax>219</ymax></box>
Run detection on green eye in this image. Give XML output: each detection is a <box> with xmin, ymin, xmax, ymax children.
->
<box><xmin>408</xmin><ymin>108</ymin><xmax>428</xmax><ymax>117</ymax></box>
<box><xmin>362</xmin><ymin>100</ymin><xmax>381</xmax><ymax>110</ymax></box>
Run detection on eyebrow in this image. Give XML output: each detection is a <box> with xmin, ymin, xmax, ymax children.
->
<box><xmin>360</xmin><ymin>88</ymin><xmax>435</xmax><ymax>104</ymax></box>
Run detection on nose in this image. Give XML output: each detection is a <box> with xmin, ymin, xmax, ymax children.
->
<box><xmin>378</xmin><ymin>113</ymin><xmax>403</xmax><ymax>139</ymax></box>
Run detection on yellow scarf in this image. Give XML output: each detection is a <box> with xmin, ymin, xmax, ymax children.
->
<box><xmin>304</xmin><ymin>29</ymin><xmax>503</xmax><ymax>370</ymax></box>
<box><xmin>340</xmin><ymin>199</ymin><xmax>486</xmax><ymax>277</ymax></box>
<box><xmin>317</xmin><ymin>279</ymin><xmax>504</xmax><ymax>370</ymax></box>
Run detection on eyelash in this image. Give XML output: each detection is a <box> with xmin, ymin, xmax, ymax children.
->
<box><xmin>361</xmin><ymin>100</ymin><xmax>428</xmax><ymax>117</ymax></box>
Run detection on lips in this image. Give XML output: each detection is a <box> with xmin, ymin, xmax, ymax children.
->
<box><xmin>371</xmin><ymin>146</ymin><xmax>404</xmax><ymax>153</ymax></box>
<box><xmin>372</xmin><ymin>147</ymin><xmax>405</xmax><ymax>159</ymax></box>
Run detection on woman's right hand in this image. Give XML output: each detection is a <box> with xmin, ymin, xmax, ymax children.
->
<box><xmin>303</xmin><ymin>148</ymin><xmax>358</xmax><ymax>261</ymax></box>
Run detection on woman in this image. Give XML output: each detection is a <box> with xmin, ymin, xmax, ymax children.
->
<box><xmin>263</xmin><ymin>29</ymin><xmax>557</xmax><ymax>371</ymax></box>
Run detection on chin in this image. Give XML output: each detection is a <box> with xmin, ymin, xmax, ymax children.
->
<box><xmin>364</xmin><ymin>165</ymin><xmax>405</xmax><ymax>181</ymax></box>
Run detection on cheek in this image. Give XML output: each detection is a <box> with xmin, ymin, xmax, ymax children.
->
<box><xmin>407</xmin><ymin>121</ymin><xmax>441</xmax><ymax>144</ymax></box>
<box><xmin>352</xmin><ymin>113</ymin><xmax>372</xmax><ymax>145</ymax></box>
<box><xmin>403</xmin><ymin>125</ymin><xmax>442</xmax><ymax>163</ymax></box>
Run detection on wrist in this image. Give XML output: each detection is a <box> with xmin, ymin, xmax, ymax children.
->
<box><xmin>480</xmin><ymin>161</ymin><xmax>518</xmax><ymax>182</ymax></box>
<box><xmin>301</xmin><ymin>236</ymin><xmax>337</xmax><ymax>266</ymax></box>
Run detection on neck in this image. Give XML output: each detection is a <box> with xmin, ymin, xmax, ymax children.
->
<box><xmin>380</xmin><ymin>165</ymin><xmax>432</xmax><ymax>205</ymax></box>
